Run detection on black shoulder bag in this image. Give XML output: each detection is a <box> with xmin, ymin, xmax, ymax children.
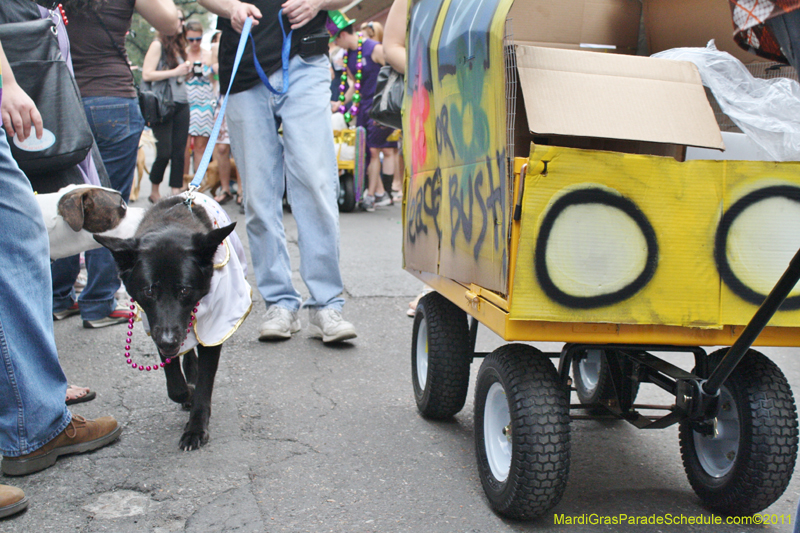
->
<box><xmin>369</xmin><ymin>65</ymin><xmax>404</xmax><ymax>130</ymax></box>
<box><xmin>92</xmin><ymin>10</ymin><xmax>174</xmax><ymax>126</ymax></box>
<box><xmin>0</xmin><ymin>18</ymin><xmax>94</xmax><ymax>175</ymax></box>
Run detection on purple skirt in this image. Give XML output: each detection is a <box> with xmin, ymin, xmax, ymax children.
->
<box><xmin>365</xmin><ymin>117</ymin><xmax>398</xmax><ymax>149</ymax></box>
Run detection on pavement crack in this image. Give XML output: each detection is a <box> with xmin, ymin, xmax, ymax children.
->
<box><xmin>311</xmin><ymin>360</ymin><xmax>337</xmax><ymax>415</ymax></box>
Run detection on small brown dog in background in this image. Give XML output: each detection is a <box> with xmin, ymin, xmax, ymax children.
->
<box><xmin>130</xmin><ymin>129</ymin><xmax>156</xmax><ymax>202</ymax></box>
<box><xmin>182</xmin><ymin>158</ymin><xmax>240</xmax><ymax>198</ymax></box>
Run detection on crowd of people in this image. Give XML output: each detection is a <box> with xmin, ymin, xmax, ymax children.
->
<box><xmin>0</xmin><ymin>0</ymin><xmax>368</xmax><ymax>518</ymax></box>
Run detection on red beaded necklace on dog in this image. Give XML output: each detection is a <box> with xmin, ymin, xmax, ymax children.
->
<box><xmin>338</xmin><ymin>32</ymin><xmax>363</xmax><ymax>124</ymax></box>
<box><xmin>124</xmin><ymin>298</ymin><xmax>198</xmax><ymax>371</ymax></box>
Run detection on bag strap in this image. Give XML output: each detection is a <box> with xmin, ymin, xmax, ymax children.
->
<box><xmin>90</xmin><ymin>9</ymin><xmax>138</xmax><ymax>89</ymax></box>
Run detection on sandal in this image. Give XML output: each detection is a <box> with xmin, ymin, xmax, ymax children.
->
<box><xmin>214</xmin><ymin>191</ymin><xmax>233</xmax><ymax>205</ymax></box>
<box><xmin>65</xmin><ymin>385</ymin><xmax>96</xmax><ymax>406</ymax></box>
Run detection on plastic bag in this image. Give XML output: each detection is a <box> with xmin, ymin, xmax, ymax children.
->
<box><xmin>653</xmin><ymin>41</ymin><xmax>800</xmax><ymax>162</ymax></box>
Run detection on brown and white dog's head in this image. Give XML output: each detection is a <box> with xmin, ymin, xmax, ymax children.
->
<box><xmin>38</xmin><ymin>185</ymin><xmax>146</xmax><ymax>260</ymax></box>
<box><xmin>57</xmin><ymin>186</ymin><xmax>128</xmax><ymax>233</ymax></box>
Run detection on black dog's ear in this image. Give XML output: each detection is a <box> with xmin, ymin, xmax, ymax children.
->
<box><xmin>57</xmin><ymin>189</ymin><xmax>87</xmax><ymax>232</ymax></box>
<box><xmin>192</xmin><ymin>223</ymin><xmax>237</xmax><ymax>265</ymax></box>
<box><xmin>94</xmin><ymin>235</ymin><xmax>139</xmax><ymax>273</ymax></box>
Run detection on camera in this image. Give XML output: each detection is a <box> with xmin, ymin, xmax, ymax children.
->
<box><xmin>192</xmin><ymin>62</ymin><xmax>203</xmax><ymax>76</ymax></box>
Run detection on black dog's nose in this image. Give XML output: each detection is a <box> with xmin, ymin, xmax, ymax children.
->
<box><xmin>151</xmin><ymin>326</ymin><xmax>184</xmax><ymax>356</ymax></box>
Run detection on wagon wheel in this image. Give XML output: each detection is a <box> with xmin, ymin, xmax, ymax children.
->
<box><xmin>475</xmin><ymin>344</ymin><xmax>571</xmax><ymax>520</ymax></box>
<box><xmin>572</xmin><ymin>348</ymin><xmax>639</xmax><ymax>412</ymax></box>
<box><xmin>679</xmin><ymin>348</ymin><xmax>798</xmax><ymax>516</ymax></box>
<box><xmin>338</xmin><ymin>171</ymin><xmax>356</xmax><ymax>212</ymax></box>
<box><xmin>411</xmin><ymin>292</ymin><xmax>472</xmax><ymax>419</ymax></box>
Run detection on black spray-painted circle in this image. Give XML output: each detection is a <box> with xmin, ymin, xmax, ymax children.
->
<box><xmin>715</xmin><ymin>185</ymin><xmax>800</xmax><ymax>310</ymax></box>
<box><xmin>535</xmin><ymin>188</ymin><xmax>659</xmax><ymax>309</ymax></box>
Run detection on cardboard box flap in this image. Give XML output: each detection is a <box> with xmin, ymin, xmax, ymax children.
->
<box><xmin>515</xmin><ymin>45</ymin><xmax>725</xmax><ymax>149</ymax></box>
<box><xmin>508</xmin><ymin>0</ymin><xmax>642</xmax><ymax>52</ymax></box>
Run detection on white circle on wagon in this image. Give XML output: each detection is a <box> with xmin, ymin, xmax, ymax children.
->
<box><xmin>726</xmin><ymin>196</ymin><xmax>800</xmax><ymax>297</ymax></box>
<box><xmin>545</xmin><ymin>203</ymin><xmax>648</xmax><ymax>298</ymax></box>
<box><xmin>13</xmin><ymin>128</ymin><xmax>56</xmax><ymax>152</ymax></box>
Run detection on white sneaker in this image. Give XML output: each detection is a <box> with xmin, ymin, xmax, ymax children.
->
<box><xmin>308</xmin><ymin>308</ymin><xmax>357</xmax><ymax>343</ymax></box>
<box><xmin>361</xmin><ymin>194</ymin><xmax>375</xmax><ymax>212</ymax></box>
<box><xmin>374</xmin><ymin>193</ymin><xmax>392</xmax><ymax>207</ymax></box>
<box><xmin>258</xmin><ymin>306</ymin><xmax>301</xmax><ymax>341</ymax></box>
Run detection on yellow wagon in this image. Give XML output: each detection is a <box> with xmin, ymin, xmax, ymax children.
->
<box><xmin>402</xmin><ymin>0</ymin><xmax>800</xmax><ymax>520</ymax></box>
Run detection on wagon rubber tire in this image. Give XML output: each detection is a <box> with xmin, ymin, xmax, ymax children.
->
<box><xmin>679</xmin><ymin>348</ymin><xmax>798</xmax><ymax>516</ymax></box>
<box><xmin>572</xmin><ymin>348</ymin><xmax>612</xmax><ymax>406</ymax></box>
<box><xmin>338</xmin><ymin>171</ymin><xmax>356</xmax><ymax>212</ymax></box>
<box><xmin>411</xmin><ymin>292</ymin><xmax>471</xmax><ymax>419</ymax></box>
<box><xmin>572</xmin><ymin>349</ymin><xmax>639</xmax><ymax>412</ymax></box>
<box><xmin>475</xmin><ymin>344</ymin><xmax>571</xmax><ymax>520</ymax></box>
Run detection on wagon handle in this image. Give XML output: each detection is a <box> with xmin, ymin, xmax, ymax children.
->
<box><xmin>704</xmin><ymin>245</ymin><xmax>800</xmax><ymax>395</ymax></box>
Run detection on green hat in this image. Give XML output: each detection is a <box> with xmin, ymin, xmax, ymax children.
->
<box><xmin>326</xmin><ymin>10</ymin><xmax>355</xmax><ymax>42</ymax></box>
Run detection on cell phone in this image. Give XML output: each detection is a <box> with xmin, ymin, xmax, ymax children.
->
<box><xmin>300</xmin><ymin>33</ymin><xmax>329</xmax><ymax>59</ymax></box>
<box><xmin>192</xmin><ymin>62</ymin><xmax>203</xmax><ymax>76</ymax></box>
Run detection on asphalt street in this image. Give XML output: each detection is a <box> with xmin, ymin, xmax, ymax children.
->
<box><xmin>3</xmin><ymin>185</ymin><xmax>800</xmax><ymax>532</ymax></box>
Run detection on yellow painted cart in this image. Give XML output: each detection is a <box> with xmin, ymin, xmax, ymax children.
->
<box><xmin>402</xmin><ymin>0</ymin><xmax>799</xmax><ymax>520</ymax></box>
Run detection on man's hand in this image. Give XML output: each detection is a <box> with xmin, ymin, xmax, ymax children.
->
<box><xmin>231</xmin><ymin>1</ymin><xmax>262</xmax><ymax>33</ymax></box>
<box><xmin>282</xmin><ymin>0</ymin><xmax>322</xmax><ymax>30</ymax></box>
<box><xmin>1</xmin><ymin>81</ymin><xmax>43</xmax><ymax>143</ymax></box>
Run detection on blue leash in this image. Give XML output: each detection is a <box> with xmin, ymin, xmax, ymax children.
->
<box><xmin>187</xmin><ymin>12</ymin><xmax>292</xmax><ymax>198</ymax></box>
<box><xmin>251</xmin><ymin>11</ymin><xmax>292</xmax><ymax>96</ymax></box>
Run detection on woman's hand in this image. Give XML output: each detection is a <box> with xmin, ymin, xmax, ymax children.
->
<box><xmin>1</xmin><ymin>82</ymin><xmax>42</xmax><ymax>142</ymax></box>
<box><xmin>174</xmin><ymin>61</ymin><xmax>193</xmax><ymax>78</ymax></box>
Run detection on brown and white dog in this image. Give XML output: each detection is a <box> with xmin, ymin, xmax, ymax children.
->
<box><xmin>36</xmin><ymin>184</ymin><xmax>145</xmax><ymax>260</ymax></box>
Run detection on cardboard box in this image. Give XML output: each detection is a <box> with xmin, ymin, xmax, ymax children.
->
<box><xmin>513</xmin><ymin>45</ymin><xmax>725</xmax><ymax>155</ymax></box>
<box><xmin>509</xmin><ymin>0</ymin><xmax>642</xmax><ymax>54</ymax></box>
<box><xmin>643</xmin><ymin>0</ymin><xmax>767</xmax><ymax>64</ymax></box>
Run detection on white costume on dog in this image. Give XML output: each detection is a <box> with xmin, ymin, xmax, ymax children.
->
<box><xmin>140</xmin><ymin>193</ymin><xmax>252</xmax><ymax>351</ymax></box>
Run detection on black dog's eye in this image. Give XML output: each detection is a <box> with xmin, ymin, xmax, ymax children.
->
<box><xmin>142</xmin><ymin>287</ymin><xmax>154</xmax><ymax>299</ymax></box>
<box><xmin>180</xmin><ymin>287</ymin><xmax>191</xmax><ymax>297</ymax></box>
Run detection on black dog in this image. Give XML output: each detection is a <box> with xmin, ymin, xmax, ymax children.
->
<box><xmin>96</xmin><ymin>197</ymin><xmax>235</xmax><ymax>450</ymax></box>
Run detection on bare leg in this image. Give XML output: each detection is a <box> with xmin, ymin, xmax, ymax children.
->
<box><xmin>192</xmin><ymin>136</ymin><xmax>209</xmax><ymax>173</ymax></box>
<box><xmin>184</xmin><ymin>136</ymin><xmax>192</xmax><ymax>180</ymax></box>
<box><xmin>367</xmin><ymin>147</ymin><xmax>386</xmax><ymax>196</ymax></box>
<box><xmin>381</xmin><ymin>147</ymin><xmax>395</xmax><ymax>175</ymax></box>
<box><xmin>393</xmin><ymin>151</ymin><xmax>404</xmax><ymax>194</ymax></box>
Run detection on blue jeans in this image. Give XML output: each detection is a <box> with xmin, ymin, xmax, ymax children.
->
<box><xmin>52</xmin><ymin>97</ymin><xmax>144</xmax><ymax>320</ymax></box>
<box><xmin>226</xmin><ymin>54</ymin><xmax>345</xmax><ymax>311</ymax></box>
<box><xmin>0</xmin><ymin>133</ymin><xmax>71</xmax><ymax>456</ymax></box>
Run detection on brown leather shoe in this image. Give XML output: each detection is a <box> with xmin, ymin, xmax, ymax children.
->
<box><xmin>0</xmin><ymin>484</ymin><xmax>28</xmax><ymax>518</ymax></box>
<box><xmin>1</xmin><ymin>415</ymin><xmax>121</xmax><ymax>476</ymax></box>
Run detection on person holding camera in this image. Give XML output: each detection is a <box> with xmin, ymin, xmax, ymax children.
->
<box><xmin>184</xmin><ymin>19</ymin><xmax>216</xmax><ymax>181</ymax></box>
<box><xmin>198</xmin><ymin>0</ymin><xmax>357</xmax><ymax>344</ymax></box>
<box><xmin>143</xmin><ymin>14</ymin><xmax>191</xmax><ymax>202</ymax></box>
